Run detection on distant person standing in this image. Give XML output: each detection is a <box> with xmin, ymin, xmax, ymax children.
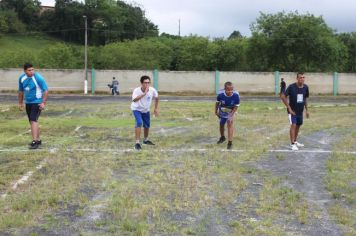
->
<box><xmin>280</xmin><ymin>77</ymin><xmax>286</xmax><ymax>97</ymax></box>
<box><xmin>281</xmin><ymin>72</ymin><xmax>310</xmax><ymax>151</ymax></box>
<box><xmin>131</xmin><ymin>75</ymin><xmax>159</xmax><ymax>150</ymax></box>
<box><xmin>215</xmin><ymin>81</ymin><xmax>240</xmax><ymax>150</ymax></box>
<box><xmin>18</xmin><ymin>63</ymin><xmax>48</xmax><ymax>149</ymax></box>
<box><xmin>111</xmin><ymin>77</ymin><xmax>119</xmax><ymax>95</ymax></box>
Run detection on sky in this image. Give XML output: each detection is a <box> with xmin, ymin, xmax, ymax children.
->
<box><xmin>41</xmin><ymin>0</ymin><xmax>356</xmax><ymax>38</ymax></box>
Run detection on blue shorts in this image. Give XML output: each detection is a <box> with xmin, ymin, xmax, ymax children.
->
<box><xmin>289</xmin><ymin>114</ymin><xmax>303</xmax><ymax>126</ymax></box>
<box><xmin>133</xmin><ymin>110</ymin><xmax>150</xmax><ymax>128</ymax></box>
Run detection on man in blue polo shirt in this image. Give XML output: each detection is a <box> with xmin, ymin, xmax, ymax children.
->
<box><xmin>281</xmin><ymin>72</ymin><xmax>310</xmax><ymax>151</ymax></box>
<box><xmin>215</xmin><ymin>81</ymin><xmax>240</xmax><ymax>150</ymax></box>
<box><xmin>18</xmin><ymin>63</ymin><xmax>48</xmax><ymax>149</ymax></box>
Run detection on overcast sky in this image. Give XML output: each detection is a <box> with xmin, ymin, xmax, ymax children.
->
<box><xmin>41</xmin><ymin>0</ymin><xmax>356</xmax><ymax>38</ymax></box>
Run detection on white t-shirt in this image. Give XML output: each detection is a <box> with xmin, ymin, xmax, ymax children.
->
<box><xmin>130</xmin><ymin>86</ymin><xmax>158</xmax><ymax>112</ymax></box>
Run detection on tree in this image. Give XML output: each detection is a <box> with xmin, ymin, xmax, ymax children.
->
<box><xmin>248</xmin><ymin>11</ymin><xmax>348</xmax><ymax>72</ymax></box>
<box><xmin>228</xmin><ymin>30</ymin><xmax>243</xmax><ymax>40</ymax></box>
<box><xmin>337</xmin><ymin>32</ymin><xmax>356</xmax><ymax>72</ymax></box>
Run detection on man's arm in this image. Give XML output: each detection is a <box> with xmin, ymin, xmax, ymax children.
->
<box><xmin>215</xmin><ymin>102</ymin><xmax>220</xmax><ymax>117</ymax></box>
<box><xmin>280</xmin><ymin>93</ymin><xmax>296</xmax><ymax>115</ymax></box>
<box><xmin>153</xmin><ymin>96</ymin><xmax>159</xmax><ymax>116</ymax></box>
<box><xmin>132</xmin><ymin>87</ymin><xmax>148</xmax><ymax>102</ymax></box>
<box><xmin>39</xmin><ymin>90</ymin><xmax>48</xmax><ymax>110</ymax></box>
<box><xmin>18</xmin><ymin>91</ymin><xmax>24</xmax><ymax>111</ymax></box>
<box><xmin>304</xmin><ymin>98</ymin><xmax>309</xmax><ymax>118</ymax></box>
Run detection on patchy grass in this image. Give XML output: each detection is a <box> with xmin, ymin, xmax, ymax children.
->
<box><xmin>0</xmin><ymin>99</ymin><xmax>355</xmax><ymax>234</ymax></box>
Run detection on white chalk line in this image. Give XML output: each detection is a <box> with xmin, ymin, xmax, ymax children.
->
<box><xmin>1</xmin><ymin>159</ymin><xmax>47</xmax><ymax>199</ymax></box>
<box><xmin>1</xmin><ymin>147</ymin><xmax>355</xmax><ymax>155</ymax></box>
<box><xmin>0</xmin><ymin>125</ymin><xmax>80</xmax><ymax>199</ymax></box>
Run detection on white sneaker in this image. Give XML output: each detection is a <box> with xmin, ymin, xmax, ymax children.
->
<box><xmin>294</xmin><ymin>141</ymin><xmax>304</xmax><ymax>148</ymax></box>
<box><xmin>290</xmin><ymin>144</ymin><xmax>299</xmax><ymax>151</ymax></box>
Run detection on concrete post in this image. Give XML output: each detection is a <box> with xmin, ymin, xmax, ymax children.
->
<box><xmin>153</xmin><ymin>69</ymin><xmax>159</xmax><ymax>90</ymax></box>
<box><xmin>215</xmin><ymin>70</ymin><xmax>220</xmax><ymax>95</ymax></box>
<box><xmin>91</xmin><ymin>66</ymin><xmax>95</xmax><ymax>95</ymax></box>
<box><xmin>333</xmin><ymin>72</ymin><xmax>338</xmax><ymax>96</ymax></box>
<box><xmin>274</xmin><ymin>71</ymin><xmax>280</xmax><ymax>96</ymax></box>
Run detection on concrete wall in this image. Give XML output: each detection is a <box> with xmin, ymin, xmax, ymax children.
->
<box><xmin>1</xmin><ymin>68</ymin><xmax>355</xmax><ymax>95</ymax></box>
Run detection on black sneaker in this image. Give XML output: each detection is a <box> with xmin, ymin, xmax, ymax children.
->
<box><xmin>29</xmin><ymin>140</ymin><xmax>39</xmax><ymax>150</ymax></box>
<box><xmin>227</xmin><ymin>141</ymin><xmax>232</xmax><ymax>150</ymax></box>
<box><xmin>217</xmin><ymin>136</ymin><xmax>226</xmax><ymax>144</ymax></box>
<box><xmin>143</xmin><ymin>140</ymin><xmax>155</xmax><ymax>145</ymax></box>
<box><xmin>28</xmin><ymin>140</ymin><xmax>42</xmax><ymax>146</ymax></box>
<box><xmin>135</xmin><ymin>143</ymin><xmax>142</xmax><ymax>150</ymax></box>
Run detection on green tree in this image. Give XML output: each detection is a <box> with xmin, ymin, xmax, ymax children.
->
<box><xmin>248</xmin><ymin>12</ymin><xmax>348</xmax><ymax>72</ymax></box>
<box><xmin>337</xmin><ymin>32</ymin><xmax>356</xmax><ymax>72</ymax></box>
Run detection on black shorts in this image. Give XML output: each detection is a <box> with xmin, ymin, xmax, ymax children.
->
<box><xmin>26</xmin><ymin>104</ymin><xmax>42</xmax><ymax>122</ymax></box>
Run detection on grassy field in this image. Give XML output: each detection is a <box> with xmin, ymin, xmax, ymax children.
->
<box><xmin>0</xmin><ymin>98</ymin><xmax>355</xmax><ymax>235</ymax></box>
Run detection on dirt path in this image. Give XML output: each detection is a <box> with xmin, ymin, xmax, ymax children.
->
<box><xmin>255</xmin><ymin>130</ymin><xmax>342</xmax><ymax>235</ymax></box>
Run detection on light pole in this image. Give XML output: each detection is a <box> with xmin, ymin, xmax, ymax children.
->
<box><xmin>83</xmin><ymin>15</ymin><xmax>88</xmax><ymax>94</ymax></box>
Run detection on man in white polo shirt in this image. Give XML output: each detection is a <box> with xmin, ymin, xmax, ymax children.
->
<box><xmin>131</xmin><ymin>75</ymin><xmax>159</xmax><ymax>150</ymax></box>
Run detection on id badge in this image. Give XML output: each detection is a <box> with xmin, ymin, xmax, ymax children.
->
<box><xmin>297</xmin><ymin>94</ymin><xmax>303</xmax><ymax>103</ymax></box>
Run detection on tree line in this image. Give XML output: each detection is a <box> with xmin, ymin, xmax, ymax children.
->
<box><xmin>0</xmin><ymin>0</ymin><xmax>355</xmax><ymax>72</ymax></box>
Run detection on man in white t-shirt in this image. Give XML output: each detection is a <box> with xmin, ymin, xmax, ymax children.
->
<box><xmin>131</xmin><ymin>75</ymin><xmax>159</xmax><ymax>150</ymax></box>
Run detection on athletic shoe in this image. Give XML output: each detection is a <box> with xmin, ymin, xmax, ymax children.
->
<box><xmin>29</xmin><ymin>140</ymin><xmax>39</xmax><ymax>150</ymax></box>
<box><xmin>28</xmin><ymin>140</ymin><xmax>41</xmax><ymax>146</ymax></box>
<box><xmin>143</xmin><ymin>140</ymin><xmax>155</xmax><ymax>145</ymax></box>
<box><xmin>217</xmin><ymin>136</ymin><xmax>226</xmax><ymax>144</ymax></box>
<box><xmin>227</xmin><ymin>141</ymin><xmax>232</xmax><ymax>150</ymax></box>
<box><xmin>135</xmin><ymin>143</ymin><xmax>142</xmax><ymax>150</ymax></box>
<box><xmin>294</xmin><ymin>141</ymin><xmax>304</xmax><ymax>148</ymax></box>
<box><xmin>290</xmin><ymin>143</ymin><xmax>299</xmax><ymax>151</ymax></box>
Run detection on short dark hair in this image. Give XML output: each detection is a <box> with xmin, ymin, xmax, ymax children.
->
<box><xmin>23</xmin><ymin>63</ymin><xmax>33</xmax><ymax>70</ymax></box>
<box><xmin>224</xmin><ymin>81</ymin><xmax>233</xmax><ymax>88</ymax></box>
<box><xmin>140</xmin><ymin>75</ymin><xmax>151</xmax><ymax>83</ymax></box>
<box><xmin>297</xmin><ymin>72</ymin><xmax>304</xmax><ymax>78</ymax></box>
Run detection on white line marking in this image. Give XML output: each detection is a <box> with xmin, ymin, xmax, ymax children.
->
<box><xmin>5</xmin><ymin>129</ymin><xmax>31</xmax><ymax>142</ymax></box>
<box><xmin>60</xmin><ymin>109</ymin><xmax>73</xmax><ymax>117</ymax></box>
<box><xmin>1</xmin><ymin>159</ymin><xmax>47</xmax><ymax>199</ymax></box>
<box><xmin>1</xmin><ymin>148</ymin><xmax>355</xmax><ymax>154</ymax></box>
<box><xmin>269</xmin><ymin>149</ymin><xmax>356</xmax><ymax>154</ymax></box>
<box><xmin>1</xmin><ymin>108</ymin><xmax>10</xmax><ymax>112</ymax></box>
<box><xmin>74</xmin><ymin>126</ymin><xmax>82</xmax><ymax>132</ymax></box>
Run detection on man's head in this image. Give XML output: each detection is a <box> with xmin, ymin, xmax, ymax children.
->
<box><xmin>140</xmin><ymin>75</ymin><xmax>151</xmax><ymax>89</ymax></box>
<box><xmin>224</xmin><ymin>81</ymin><xmax>234</xmax><ymax>96</ymax></box>
<box><xmin>113</xmin><ymin>77</ymin><xmax>116</xmax><ymax>80</ymax></box>
<box><xmin>296</xmin><ymin>72</ymin><xmax>305</xmax><ymax>85</ymax></box>
<box><xmin>24</xmin><ymin>63</ymin><xmax>34</xmax><ymax>77</ymax></box>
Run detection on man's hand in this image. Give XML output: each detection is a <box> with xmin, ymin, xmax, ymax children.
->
<box><xmin>215</xmin><ymin>111</ymin><xmax>220</xmax><ymax>118</ymax></box>
<box><xmin>306</xmin><ymin>111</ymin><xmax>310</xmax><ymax>118</ymax></box>
<box><xmin>154</xmin><ymin>108</ymin><xmax>159</xmax><ymax>117</ymax></box>
<box><xmin>227</xmin><ymin>112</ymin><xmax>234</xmax><ymax>123</ymax></box>
<box><xmin>287</xmin><ymin>107</ymin><xmax>296</xmax><ymax>115</ymax></box>
<box><xmin>18</xmin><ymin>103</ymin><xmax>24</xmax><ymax>111</ymax></box>
<box><xmin>39</xmin><ymin>102</ymin><xmax>45</xmax><ymax>110</ymax></box>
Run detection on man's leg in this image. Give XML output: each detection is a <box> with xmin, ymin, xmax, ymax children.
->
<box><xmin>290</xmin><ymin>124</ymin><xmax>297</xmax><ymax>144</ymax></box>
<box><xmin>144</xmin><ymin>127</ymin><xmax>149</xmax><ymax>139</ymax></box>
<box><xmin>227</xmin><ymin>121</ymin><xmax>234</xmax><ymax>142</ymax></box>
<box><xmin>220</xmin><ymin>124</ymin><xmax>225</xmax><ymax>137</ymax></box>
<box><xmin>30</xmin><ymin>121</ymin><xmax>40</xmax><ymax>141</ymax></box>
<box><xmin>295</xmin><ymin>125</ymin><xmax>300</xmax><ymax>142</ymax></box>
<box><xmin>135</xmin><ymin>127</ymin><xmax>141</xmax><ymax>141</ymax></box>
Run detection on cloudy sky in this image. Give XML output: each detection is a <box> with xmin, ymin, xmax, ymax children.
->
<box><xmin>41</xmin><ymin>0</ymin><xmax>356</xmax><ymax>38</ymax></box>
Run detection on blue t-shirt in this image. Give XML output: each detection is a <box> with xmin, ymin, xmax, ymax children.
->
<box><xmin>284</xmin><ymin>83</ymin><xmax>309</xmax><ymax>115</ymax></box>
<box><xmin>217</xmin><ymin>90</ymin><xmax>240</xmax><ymax>118</ymax></box>
<box><xmin>18</xmin><ymin>72</ymin><xmax>48</xmax><ymax>104</ymax></box>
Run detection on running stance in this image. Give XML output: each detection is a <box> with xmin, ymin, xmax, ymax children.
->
<box><xmin>18</xmin><ymin>63</ymin><xmax>49</xmax><ymax>149</ymax></box>
<box><xmin>131</xmin><ymin>75</ymin><xmax>159</xmax><ymax>150</ymax></box>
<box><xmin>215</xmin><ymin>82</ymin><xmax>240</xmax><ymax>149</ymax></box>
<box><xmin>281</xmin><ymin>72</ymin><xmax>310</xmax><ymax>151</ymax></box>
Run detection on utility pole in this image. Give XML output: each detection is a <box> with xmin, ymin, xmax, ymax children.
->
<box><xmin>83</xmin><ymin>15</ymin><xmax>88</xmax><ymax>94</ymax></box>
<box><xmin>178</xmin><ymin>19</ymin><xmax>181</xmax><ymax>37</ymax></box>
